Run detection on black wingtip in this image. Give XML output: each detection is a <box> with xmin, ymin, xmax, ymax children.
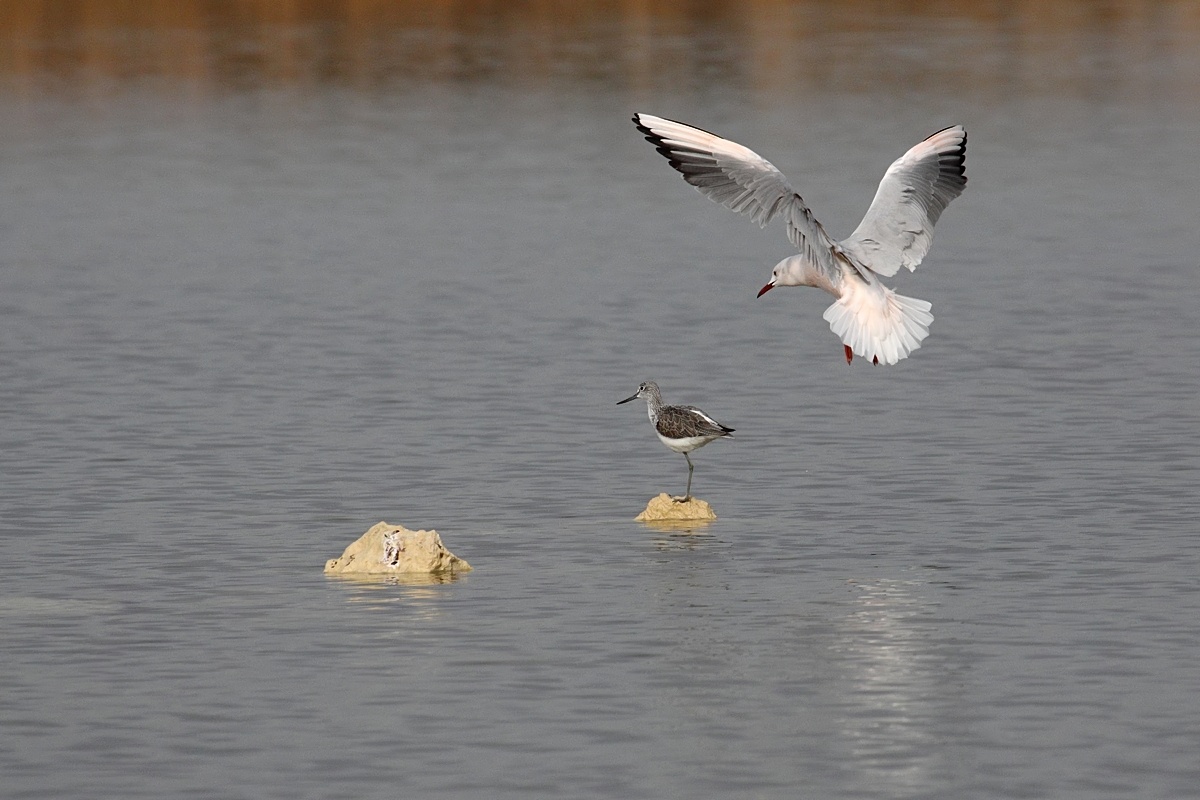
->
<box><xmin>632</xmin><ymin>113</ymin><xmax>661</xmax><ymax>149</ymax></box>
<box><xmin>632</xmin><ymin>115</ymin><xmax>723</xmax><ymax>181</ymax></box>
<box><xmin>927</xmin><ymin>124</ymin><xmax>968</xmax><ymax>186</ymax></box>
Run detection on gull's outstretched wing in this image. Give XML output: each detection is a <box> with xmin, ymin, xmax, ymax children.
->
<box><xmin>841</xmin><ymin>125</ymin><xmax>967</xmax><ymax>277</ymax></box>
<box><xmin>633</xmin><ymin>113</ymin><xmax>840</xmax><ymax>280</ymax></box>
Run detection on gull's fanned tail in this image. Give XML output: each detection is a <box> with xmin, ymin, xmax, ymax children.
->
<box><xmin>822</xmin><ymin>279</ymin><xmax>933</xmax><ymax>366</ymax></box>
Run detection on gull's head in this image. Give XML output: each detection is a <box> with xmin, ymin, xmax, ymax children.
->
<box><xmin>759</xmin><ymin>256</ymin><xmax>804</xmax><ymax>297</ymax></box>
<box><xmin>617</xmin><ymin>381</ymin><xmax>659</xmax><ymax>406</ymax></box>
<box><xmin>758</xmin><ymin>260</ymin><xmax>787</xmax><ymax>297</ymax></box>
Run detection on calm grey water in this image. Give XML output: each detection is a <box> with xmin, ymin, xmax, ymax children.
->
<box><xmin>3</xmin><ymin>3</ymin><xmax>1200</xmax><ymax>798</ymax></box>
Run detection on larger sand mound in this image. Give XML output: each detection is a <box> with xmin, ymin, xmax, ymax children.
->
<box><xmin>324</xmin><ymin>521</ymin><xmax>472</xmax><ymax>576</ymax></box>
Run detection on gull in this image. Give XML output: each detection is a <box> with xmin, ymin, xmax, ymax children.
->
<box><xmin>633</xmin><ymin>113</ymin><xmax>967</xmax><ymax>365</ymax></box>
<box><xmin>617</xmin><ymin>381</ymin><xmax>734</xmax><ymax>502</ymax></box>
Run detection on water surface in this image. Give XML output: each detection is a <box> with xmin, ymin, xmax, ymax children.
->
<box><xmin>2</xmin><ymin>2</ymin><xmax>1199</xmax><ymax>798</ymax></box>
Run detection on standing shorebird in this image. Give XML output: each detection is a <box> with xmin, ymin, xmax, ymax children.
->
<box><xmin>633</xmin><ymin>113</ymin><xmax>967</xmax><ymax>365</ymax></box>
<box><xmin>617</xmin><ymin>381</ymin><xmax>734</xmax><ymax>502</ymax></box>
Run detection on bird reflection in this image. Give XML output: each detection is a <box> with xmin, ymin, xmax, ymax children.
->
<box><xmin>833</xmin><ymin>577</ymin><xmax>950</xmax><ymax>790</ymax></box>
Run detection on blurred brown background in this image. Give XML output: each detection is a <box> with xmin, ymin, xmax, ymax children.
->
<box><xmin>1</xmin><ymin>1</ymin><xmax>1196</xmax><ymax>99</ymax></box>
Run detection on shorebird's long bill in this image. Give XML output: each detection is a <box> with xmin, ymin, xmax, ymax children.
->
<box><xmin>757</xmin><ymin>281</ymin><xmax>775</xmax><ymax>298</ymax></box>
<box><xmin>616</xmin><ymin>393</ymin><xmax>639</xmax><ymax>405</ymax></box>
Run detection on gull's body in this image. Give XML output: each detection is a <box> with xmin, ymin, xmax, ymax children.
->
<box><xmin>617</xmin><ymin>381</ymin><xmax>733</xmax><ymax>501</ymax></box>
<box><xmin>633</xmin><ymin>114</ymin><xmax>967</xmax><ymax>365</ymax></box>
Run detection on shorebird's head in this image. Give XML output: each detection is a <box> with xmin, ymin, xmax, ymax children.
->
<box><xmin>617</xmin><ymin>381</ymin><xmax>660</xmax><ymax>405</ymax></box>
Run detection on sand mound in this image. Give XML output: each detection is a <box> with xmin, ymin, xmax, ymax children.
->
<box><xmin>324</xmin><ymin>521</ymin><xmax>472</xmax><ymax>576</ymax></box>
<box><xmin>634</xmin><ymin>493</ymin><xmax>717</xmax><ymax>522</ymax></box>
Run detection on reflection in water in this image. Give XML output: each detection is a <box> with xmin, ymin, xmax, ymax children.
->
<box><xmin>649</xmin><ymin>522</ymin><xmax>716</xmax><ymax>553</ymax></box>
<box><xmin>327</xmin><ymin>571</ymin><xmax>465</xmax><ymax>588</ymax></box>
<box><xmin>328</xmin><ymin>568</ymin><xmax>463</xmax><ymax>618</ymax></box>
<box><xmin>833</xmin><ymin>578</ymin><xmax>949</xmax><ymax>791</ymax></box>
<box><xmin>0</xmin><ymin>0</ymin><xmax>1196</xmax><ymax>102</ymax></box>
<box><xmin>329</xmin><ymin>571</ymin><xmax>464</xmax><ymax>616</ymax></box>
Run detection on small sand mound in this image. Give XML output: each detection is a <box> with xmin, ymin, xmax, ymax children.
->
<box><xmin>635</xmin><ymin>493</ymin><xmax>717</xmax><ymax>522</ymax></box>
<box><xmin>324</xmin><ymin>521</ymin><xmax>472</xmax><ymax>576</ymax></box>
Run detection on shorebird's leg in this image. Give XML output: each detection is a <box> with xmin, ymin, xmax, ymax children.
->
<box><xmin>844</xmin><ymin>344</ymin><xmax>854</xmax><ymax>365</ymax></box>
<box><xmin>677</xmin><ymin>453</ymin><xmax>694</xmax><ymax>502</ymax></box>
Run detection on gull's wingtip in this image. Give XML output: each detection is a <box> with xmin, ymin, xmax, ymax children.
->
<box><xmin>924</xmin><ymin>124</ymin><xmax>967</xmax><ymax>156</ymax></box>
<box><xmin>921</xmin><ymin>124</ymin><xmax>968</xmax><ymax>188</ymax></box>
<box><xmin>632</xmin><ymin>112</ymin><xmax>657</xmax><ymax>140</ymax></box>
<box><xmin>925</xmin><ymin>124</ymin><xmax>966</xmax><ymax>142</ymax></box>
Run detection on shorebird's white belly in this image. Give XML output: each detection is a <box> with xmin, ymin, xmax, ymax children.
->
<box><xmin>655</xmin><ymin>432</ymin><xmax>717</xmax><ymax>453</ymax></box>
